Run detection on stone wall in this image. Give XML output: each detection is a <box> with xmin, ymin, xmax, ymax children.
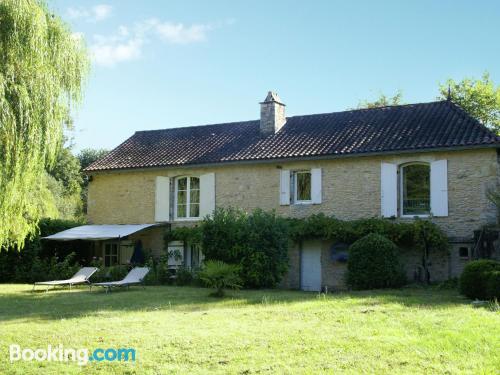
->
<box><xmin>280</xmin><ymin>239</ymin><xmax>460</xmax><ymax>291</ymax></box>
<box><xmin>88</xmin><ymin>148</ymin><xmax>498</xmax><ymax>240</ymax></box>
<box><xmin>87</xmin><ymin>148</ymin><xmax>498</xmax><ymax>287</ymax></box>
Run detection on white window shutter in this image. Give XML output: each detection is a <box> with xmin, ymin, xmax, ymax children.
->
<box><xmin>280</xmin><ymin>170</ymin><xmax>291</xmax><ymax>205</ymax></box>
<box><xmin>311</xmin><ymin>168</ymin><xmax>322</xmax><ymax>204</ymax></box>
<box><xmin>381</xmin><ymin>163</ymin><xmax>397</xmax><ymax>217</ymax></box>
<box><xmin>431</xmin><ymin>159</ymin><xmax>448</xmax><ymax>217</ymax></box>
<box><xmin>200</xmin><ymin>173</ymin><xmax>216</xmax><ymax>218</ymax></box>
<box><xmin>155</xmin><ymin>176</ymin><xmax>170</xmax><ymax>222</ymax></box>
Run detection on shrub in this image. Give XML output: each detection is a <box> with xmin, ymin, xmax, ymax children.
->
<box><xmin>201</xmin><ymin>208</ymin><xmax>289</xmax><ymax>288</ymax></box>
<box><xmin>108</xmin><ymin>265</ymin><xmax>129</xmax><ymax>281</ymax></box>
<box><xmin>487</xmin><ymin>271</ymin><xmax>500</xmax><ymax>300</ymax></box>
<box><xmin>346</xmin><ymin>233</ymin><xmax>406</xmax><ymax>290</ymax></box>
<box><xmin>142</xmin><ymin>255</ymin><xmax>173</xmax><ymax>285</ymax></box>
<box><xmin>175</xmin><ymin>266</ymin><xmax>194</xmax><ymax>286</ymax></box>
<box><xmin>459</xmin><ymin>260</ymin><xmax>500</xmax><ymax>300</ymax></box>
<box><xmin>0</xmin><ymin>218</ymin><xmax>83</xmax><ymax>283</ymax></box>
<box><xmin>47</xmin><ymin>252</ymin><xmax>80</xmax><ymax>281</ymax></box>
<box><xmin>198</xmin><ymin>260</ymin><xmax>241</xmax><ymax>297</ymax></box>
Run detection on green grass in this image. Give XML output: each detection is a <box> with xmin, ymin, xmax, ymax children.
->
<box><xmin>0</xmin><ymin>285</ymin><xmax>498</xmax><ymax>374</ymax></box>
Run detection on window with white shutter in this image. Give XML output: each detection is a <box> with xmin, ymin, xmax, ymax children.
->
<box><xmin>280</xmin><ymin>168</ymin><xmax>322</xmax><ymax>205</ymax></box>
<box><xmin>385</xmin><ymin>159</ymin><xmax>449</xmax><ymax>218</ymax></box>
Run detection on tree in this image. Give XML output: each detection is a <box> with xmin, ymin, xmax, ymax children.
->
<box><xmin>439</xmin><ymin>72</ymin><xmax>500</xmax><ymax>134</ymax></box>
<box><xmin>77</xmin><ymin>148</ymin><xmax>109</xmax><ymax>213</ymax></box>
<box><xmin>77</xmin><ymin>148</ymin><xmax>109</xmax><ymax>170</ymax></box>
<box><xmin>48</xmin><ymin>146</ymin><xmax>83</xmax><ymax>196</ymax></box>
<box><xmin>44</xmin><ymin>143</ymin><xmax>85</xmax><ymax>220</ymax></box>
<box><xmin>0</xmin><ymin>0</ymin><xmax>89</xmax><ymax>248</ymax></box>
<box><xmin>357</xmin><ymin>90</ymin><xmax>404</xmax><ymax>109</ymax></box>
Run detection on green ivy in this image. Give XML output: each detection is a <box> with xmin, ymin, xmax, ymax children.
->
<box><xmin>164</xmin><ymin>225</ymin><xmax>203</xmax><ymax>244</ymax></box>
<box><xmin>287</xmin><ymin>214</ymin><xmax>448</xmax><ymax>252</ymax></box>
<box><xmin>165</xmin><ymin>212</ymin><xmax>449</xmax><ymax>254</ymax></box>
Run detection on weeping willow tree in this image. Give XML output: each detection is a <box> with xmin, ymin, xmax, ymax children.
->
<box><xmin>0</xmin><ymin>0</ymin><xmax>89</xmax><ymax>249</ymax></box>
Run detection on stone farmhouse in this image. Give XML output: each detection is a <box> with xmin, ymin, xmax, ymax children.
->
<box><xmin>59</xmin><ymin>92</ymin><xmax>500</xmax><ymax>291</ymax></box>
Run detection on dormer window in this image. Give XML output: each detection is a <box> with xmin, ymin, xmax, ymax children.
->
<box><xmin>175</xmin><ymin>177</ymin><xmax>200</xmax><ymax>219</ymax></box>
<box><xmin>400</xmin><ymin>163</ymin><xmax>430</xmax><ymax>216</ymax></box>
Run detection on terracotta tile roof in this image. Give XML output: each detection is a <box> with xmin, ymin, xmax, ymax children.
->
<box><xmin>86</xmin><ymin>100</ymin><xmax>500</xmax><ymax>171</ymax></box>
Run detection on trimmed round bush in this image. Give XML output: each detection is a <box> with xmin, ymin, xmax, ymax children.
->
<box><xmin>459</xmin><ymin>260</ymin><xmax>500</xmax><ymax>300</ymax></box>
<box><xmin>346</xmin><ymin>233</ymin><xmax>406</xmax><ymax>290</ymax></box>
<box><xmin>487</xmin><ymin>271</ymin><xmax>500</xmax><ymax>300</ymax></box>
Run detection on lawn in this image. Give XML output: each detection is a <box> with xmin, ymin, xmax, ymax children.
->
<box><xmin>0</xmin><ymin>285</ymin><xmax>498</xmax><ymax>374</ymax></box>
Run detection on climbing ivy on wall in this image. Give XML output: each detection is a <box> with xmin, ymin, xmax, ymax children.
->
<box><xmin>165</xmin><ymin>211</ymin><xmax>449</xmax><ymax>254</ymax></box>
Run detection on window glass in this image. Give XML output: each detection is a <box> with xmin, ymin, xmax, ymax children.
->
<box><xmin>402</xmin><ymin>164</ymin><xmax>430</xmax><ymax>215</ymax></box>
<box><xmin>296</xmin><ymin>171</ymin><xmax>311</xmax><ymax>202</ymax></box>
<box><xmin>104</xmin><ymin>243</ymin><xmax>118</xmax><ymax>267</ymax></box>
<box><xmin>190</xmin><ymin>202</ymin><xmax>200</xmax><ymax>218</ymax></box>
<box><xmin>176</xmin><ymin>176</ymin><xmax>200</xmax><ymax>219</ymax></box>
<box><xmin>177</xmin><ymin>177</ymin><xmax>187</xmax><ymax>190</ymax></box>
<box><xmin>190</xmin><ymin>177</ymin><xmax>200</xmax><ymax>190</ymax></box>
<box><xmin>177</xmin><ymin>204</ymin><xmax>187</xmax><ymax>218</ymax></box>
<box><xmin>459</xmin><ymin>247</ymin><xmax>469</xmax><ymax>259</ymax></box>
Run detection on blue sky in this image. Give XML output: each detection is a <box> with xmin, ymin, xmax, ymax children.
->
<box><xmin>50</xmin><ymin>0</ymin><xmax>500</xmax><ymax>152</ymax></box>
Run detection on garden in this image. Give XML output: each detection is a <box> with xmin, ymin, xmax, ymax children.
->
<box><xmin>0</xmin><ymin>285</ymin><xmax>499</xmax><ymax>374</ymax></box>
<box><xmin>1</xmin><ymin>203</ymin><xmax>499</xmax><ymax>375</ymax></box>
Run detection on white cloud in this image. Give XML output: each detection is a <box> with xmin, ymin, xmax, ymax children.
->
<box><xmin>89</xmin><ymin>18</ymin><xmax>229</xmax><ymax>67</ymax></box>
<box><xmin>92</xmin><ymin>4</ymin><xmax>112</xmax><ymax>21</ymax></box>
<box><xmin>90</xmin><ymin>27</ymin><xmax>143</xmax><ymax>67</ymax></box>
<box><xmin>145</xmin><ymin>19</ymin><xmax>211</xmax><ymax>44</ymax></box>
<box><xmin>67</xmin><ymin>4</ymin><xmax>112</xmax><ymax>22</ymax></box>
<box><xmin>91</xmin><ymin>39</ymin><xmax>142</xmax><ymax>67</ymax></box>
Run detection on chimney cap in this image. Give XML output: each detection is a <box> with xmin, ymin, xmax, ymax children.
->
<box><xmin>260</xmin><ymin>91</ymin><xmax>285</xmax><ymax>106</ymax></box>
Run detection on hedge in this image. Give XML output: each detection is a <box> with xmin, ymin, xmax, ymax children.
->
<box><xmin>459</xmin><ymin>260</ymin><xmax>500</xmax><ymax>300</ymax></box>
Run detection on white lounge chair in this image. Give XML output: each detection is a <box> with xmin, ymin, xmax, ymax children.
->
<box><xmin>91</xmin><ymin>267</ymin><xmax>150</xmax><ymax>293</ymax></box>
<box><xmin>32</xmin><ymin>267</ymin><xmax>98</xmax><ymax>292</ymax></box>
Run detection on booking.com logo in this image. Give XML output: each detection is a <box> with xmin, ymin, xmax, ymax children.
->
<box><xmin>9</xmin><ymin>344</ymin><xmax>136</xmax><ymax>366</ymax></box>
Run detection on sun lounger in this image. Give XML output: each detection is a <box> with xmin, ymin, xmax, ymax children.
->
<box><xmin>32</xmin><ymin>267</ymin><xmax>98</xmax><ymax>292</ymax></box>
<box><xmin>91</xmin><ymin>267</ymin><xmax>150</xmax><ymax>293</ymax></box>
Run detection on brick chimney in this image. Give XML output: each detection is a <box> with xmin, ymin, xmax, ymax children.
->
<box><xmin>260</xmin><ymin>91</ymin><xmax>286</xmax><ymax>135</ymax></box>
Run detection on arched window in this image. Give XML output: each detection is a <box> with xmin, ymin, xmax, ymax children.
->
<box><xmin>175</xmin><ymin>176</ymin><xmax>200</xmax><ymax>219</ymax></box>
<box><xmin>400</xmin><ymin>163</ymin><xmax>430</xmax><ymax>216</ymax></box>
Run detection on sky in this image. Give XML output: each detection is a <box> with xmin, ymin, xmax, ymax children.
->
<box><xmin>49</xmin><ymin>0</ymin><xmax>500</xmax><ymax>152</ymax></box>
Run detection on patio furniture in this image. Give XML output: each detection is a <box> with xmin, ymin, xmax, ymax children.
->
<box><xmin>32</xmin><ymin>267</ymin><xmax>98</xmax><ymax>292</ymax></box>
<box><xmin>91</xmin><ymin>267</ymin><xmax>150</xmax><ymax>293</ymax></box>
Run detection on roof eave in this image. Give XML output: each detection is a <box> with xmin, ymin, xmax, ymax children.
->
<box><xmin>84</xmin><ymin>143</ymin><xmax>500</xmax><ymax>174</ymax></box>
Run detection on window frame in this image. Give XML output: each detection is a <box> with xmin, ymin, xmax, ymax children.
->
<box><xmin>293</xmin><ymin>170</ymin><xmax>312</xmax><ymax>205</ymax></box>
<box><xmin>174</xmin><ymin>176</ymin><xmax>201</xmax><ymax>221</ymax></box>
<box><xmin>104</xmin><ymin>243</ymin><xmax>119</xmax><ymax>267</ymax></box>
<box><xmin>458</xmin><ymin>247</ymin><xmax>470</xmax><ymax>260</ymax></box>
<box><xmin>399</xmin><ymin>162</ymin><xmax>431</xmax><ymax>218</ymax></box>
